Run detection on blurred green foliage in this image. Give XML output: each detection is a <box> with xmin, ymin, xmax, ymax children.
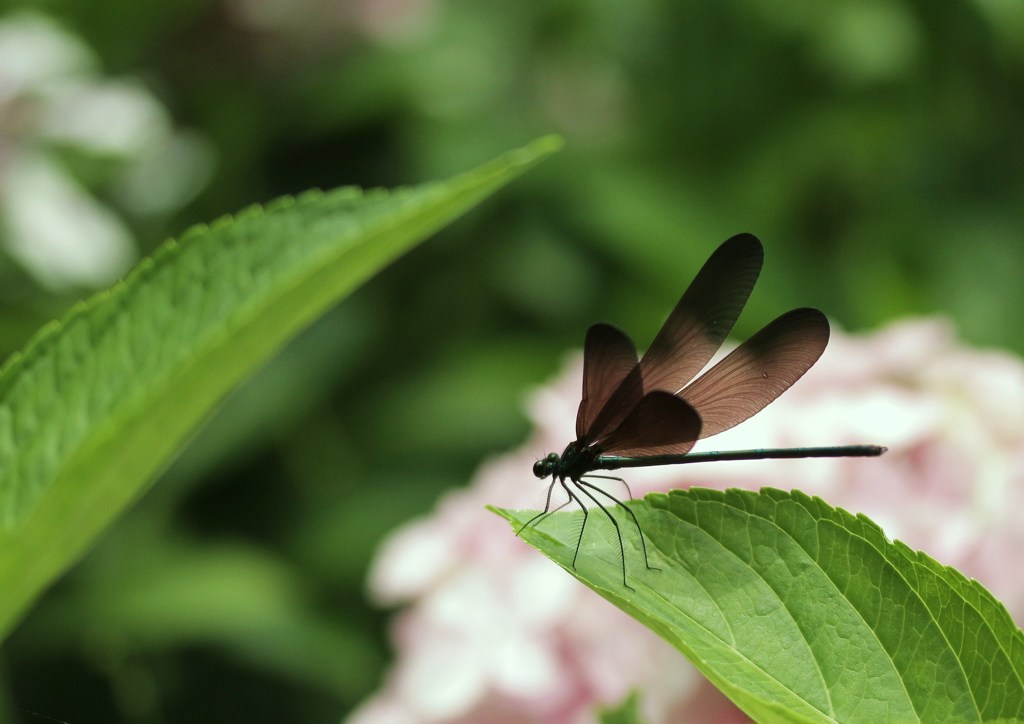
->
<box><xmin>1</xmin><ymin>0</ymin><xmax>1022</xmax><ymax>721</ymax></box>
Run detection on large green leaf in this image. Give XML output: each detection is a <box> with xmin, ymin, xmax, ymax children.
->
<box><xmin>493</xmin><ymin>487</ymin><xmax>1024</xmax><ymax>722</ymax></box>
<box><xmin>0</xmin><ymin>135</ymin><xmax>561</xmax><ymax>640</ymax></box>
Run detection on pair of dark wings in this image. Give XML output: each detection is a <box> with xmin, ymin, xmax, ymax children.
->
<box><xmin>575</xmin><ymin>233</ymin><xmax>830</xmax><ymax>458</ymax></box>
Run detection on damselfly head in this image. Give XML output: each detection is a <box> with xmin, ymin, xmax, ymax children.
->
<box><xmin>533</xmin><ymin>453</ymin><xmax>559</xmax><ymax>479</ymax></box>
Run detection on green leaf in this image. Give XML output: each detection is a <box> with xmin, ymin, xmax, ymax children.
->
<box><xmin>0</xmin><ymin>135</ymin><xmax>562</xmax><ymax>641</ymax></box>
<box><xmin>492</xmin><ymin>487</ymin><xmax>1024</xmax><ymax>722</ymax></box>
<box><xmin>598</xmin><ymin>690</ymin><xmax>646</xmax><ymax>724</ymax></box>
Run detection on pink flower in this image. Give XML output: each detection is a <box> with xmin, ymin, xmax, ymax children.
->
<box><xmin>352</xmin><ymin>318</ymin><xmax>1024</xmax><ymax>723</ymax></box>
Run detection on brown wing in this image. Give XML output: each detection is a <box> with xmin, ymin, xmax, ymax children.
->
<box><xmin>576</xmin><ymin>323</ymin><xmax>640</xmax><ymax>439</ymax></box>
<box><xmin>639</xmin><ymin>233</ymin><xmax>764</xmax><ymax>394</ymax></box>
<box><xmin>596</xmin><ymin>391</ymin><xmax>702</xmax><ymax>457</ymax></box>
<box><xmin>680</xmin><ymin>308</ymin><xmax>829</xmax><ymax>439</ymax></box>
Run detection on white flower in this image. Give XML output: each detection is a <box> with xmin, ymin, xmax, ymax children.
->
<box><xmin>0</xmin><ymin>13</ymin><xmax>211</xmax><ymax>289</ymax></box>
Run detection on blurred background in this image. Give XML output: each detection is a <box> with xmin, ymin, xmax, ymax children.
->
<box><xmin>0</xmin><ymin>1</ymin><xmax>1022</xmax><ymax>721</ymax></box>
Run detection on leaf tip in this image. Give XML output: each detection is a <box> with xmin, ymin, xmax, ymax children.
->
<box><xmin>485</xmin><ymin>504</ymin><xmax>513</xmax><ymax>521</ymax></box>
<box><xmin>507</xmin><ymin>135</ymin><xmax>565</xmax><ymax>168</ymax></box>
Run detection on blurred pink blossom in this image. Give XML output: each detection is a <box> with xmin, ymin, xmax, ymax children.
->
<box><xmin>351</xmin><ymin>317</ymin><xmax>1024</xmax><ymax>723</ymax></box>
